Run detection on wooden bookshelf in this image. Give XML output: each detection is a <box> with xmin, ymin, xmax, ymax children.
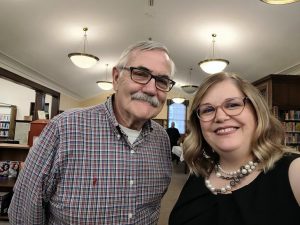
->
<box><xmin>0</xmin><ymin>143</ymin><xmax>29</xmax><ymax>220</ymax></box>
<box><xmin>0</xmin><ymin>104</ymin><xmax>17</xmax><ymax>141</ymax></box>
<box><xmin>253</xmin><ymin>75</ymin><xmax>300</xmax><ymax>150</ymax></box>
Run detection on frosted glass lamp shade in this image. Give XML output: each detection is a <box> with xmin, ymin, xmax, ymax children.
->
<box><xmin>172</xmin><ymin>97</ymin><xmax>185</xmax><ymax>104</ymax></box>
<box><xmin>260</xmin><ymin>0</ymin><xmax>299</xmax><ymax>4</ymax></box>
<box><xmin>96</xmin><ymin>81</ymin><xmax>113</xmax><ymax>90</ymax></box>
<box><xmin>199</xmin><ymin>59</ymin><xmax>229</xmax><ymax>74</ymax></box>
<box><xmin>181</xmin><ymin>85</ymin><xmax>198</xmax><ymax>94</ymax></box>
<box><xmin>68</xmin><ymin>53</ymin><xmax>99</xmax><ymax>69</ymax></box>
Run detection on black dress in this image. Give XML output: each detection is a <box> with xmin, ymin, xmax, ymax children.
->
<box><xmin>169</xmin><ymin>153</ymin><xmax>300</xmax><ymax>225</ymax></box>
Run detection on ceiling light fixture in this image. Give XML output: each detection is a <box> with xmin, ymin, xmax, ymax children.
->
<box><xmin>260</xmin><ymin>0</ymin><xmax>299</xmax><ymax>4</ymax></box>
<box><xmin>181</xmin><ymin>68</ymin><xmax>198</xmax><ymax>94</ymax></box>
<box><xmin>172</xmin><ymin>97</ymin><xmax>185</xmax><ymax>104</ymax></box>
<box><xmin>97</xmin><ymin>64</ymin><xmax>113</xmax><ymax>90</ymax></box>
<box><xmin>68</xmin><ymin>27</ymin><xmax>99</xmax><ymax>69</ymax></box>
<box><xmin>172</xmin><ymin>87</ymin><xmax>185</xmax><ymax>104</ymax></box>
<box><xmin>198</xmin><ymin>33</ymin><xmax>229</xmax><ymax>74</ymax></box>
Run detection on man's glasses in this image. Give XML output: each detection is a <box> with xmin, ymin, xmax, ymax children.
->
<box><xmin>196</xmin><ymin>97</ymin><xmax>249</xmax><ymax>122</ymax></box>
<box><xmin>121</xmin><ymin>67</ymin><xmax>175</xmax><ymax>92</ymax></box>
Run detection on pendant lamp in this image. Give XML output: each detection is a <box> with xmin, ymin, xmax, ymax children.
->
<box><xmin>260</xmin><ymin>0</ymin><xmax>299</xmax><ymax>4</ymax></box>
<box><xmin>172</xmin><ymin>86</ymin><xmax>185</xmax><ymax>104</ymax></box>
<box><xmin>68</xmin><ymin>27</ymin><xmax>99</xmax><ymax>69</ymax></box>
<box><xmin>198</xmin><ymin>34</ymin><xmax>229</xmax><ymax>74</ymax></box>
<box><xmin>181</xmin><ymin>68</ymin><xmax>198</xmax><ymax>94</ymax></box>
<box><xmin>172</xmin><ymin>97</ymin><xmax>185</xmax><ymax>104</ymax></box>
<box><xmin>97</xmin><ymin>64</ymin><xmax>113</xmax><ymax>90</ymax></box>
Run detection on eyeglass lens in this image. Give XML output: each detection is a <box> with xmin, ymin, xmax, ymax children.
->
<box><xmin>197</xmin><ymin>97</ymin><xmax>247</xmax><ymax>121</ymax></box>
<box><xmin>130</xmin><ymin>67</ymin><xmax>174</xmax><ymax>92</ymax></box>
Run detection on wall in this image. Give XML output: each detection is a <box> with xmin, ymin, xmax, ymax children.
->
<box><xmin>59</xmin><ymin>94</ymin><xmax>81</xmax><ymax>111</ymax></box>
<box><xmin>79</xmin><ymin>90</ymin><xmax>114</xmax><ymax>108</ymax></box>
<box><xmin>0</xmin><ymin>78</ymin><xmax>55</xmax><ymax>144</ymax></box>
<box><xmin>0</xmin><ymin>78</ymin><xmax>35</xmax><ymax>120</ymax></box>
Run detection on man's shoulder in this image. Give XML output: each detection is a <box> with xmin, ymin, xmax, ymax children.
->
<box><xmin>151</xmin><ymin>120</ymin><xmax>169</xmax><ymax>134</ymax></box>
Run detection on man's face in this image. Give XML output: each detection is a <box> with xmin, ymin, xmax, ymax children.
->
<box><xmin>112</xmin><ymin>49</ymin><xmax>172</xmax><ymax>129</ymax></box>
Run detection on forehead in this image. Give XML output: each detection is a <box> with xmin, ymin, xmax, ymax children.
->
<box><xmin>201</xmin><ymin>79</ymin><xmax>244</xmax><ymax>105</ymax></box>
<box><xmin>127</xmin><ymin>49</ymin><xmax>172</xmax><ymax>75</ymax></box>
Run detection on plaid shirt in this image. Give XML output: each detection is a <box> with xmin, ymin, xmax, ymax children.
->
<box><xmin>8</xmin><ymin>95</ymin><xmax>172</xmax><ymax>225</ymax></box>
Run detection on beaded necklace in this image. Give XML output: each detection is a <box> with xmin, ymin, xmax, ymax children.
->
<box><xmin>205</xmin><ymin>160</ymin><xmax>258</xmax><ymax>195</ymax></box>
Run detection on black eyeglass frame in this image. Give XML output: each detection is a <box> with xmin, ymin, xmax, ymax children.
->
<box><xmin>121</xmin><ymin>66</ymin><xmax>176</xmax><ymax>92</ymax></box>
<box><xmin>196</xmin><ymin>97</ymin><xmax>249</xmax><ymax>122</ymax></box>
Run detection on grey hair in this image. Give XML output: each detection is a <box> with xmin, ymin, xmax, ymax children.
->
<box><xmin>115</xmin><ymin>40</ymin><xmax>176</xmax><ymax>78</ymax></box>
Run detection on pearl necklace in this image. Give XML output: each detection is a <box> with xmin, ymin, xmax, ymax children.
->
<box><xmin>205</xmin><ymin>161</ymin><xmax>258</xmax><ymax>195</ymax></box>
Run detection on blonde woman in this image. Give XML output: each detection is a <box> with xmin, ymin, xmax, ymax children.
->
<box><xmin>169</xmin><ymin>72</ymin><xmax>300</xmax><ymax>225</ymax></box>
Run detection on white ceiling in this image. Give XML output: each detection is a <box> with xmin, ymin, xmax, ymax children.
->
<box><xmin>0</xmin><ymin>0</ymin><xmax>300</xmax><ymax>100</ymax></box>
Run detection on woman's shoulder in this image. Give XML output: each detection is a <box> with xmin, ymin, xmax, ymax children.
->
<box><xmin>288</xmin><ymin>156</ymin><xmax>300</xmax><ymax>205</ymax></box>
<box><xmin>274</xmin><ymin>152</ymin><xmax>300</xmax><ymax>168</ymax></box>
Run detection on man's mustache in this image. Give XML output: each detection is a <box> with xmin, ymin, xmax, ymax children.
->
<box><xmin>131</xmin><ymin>92</ymin><xmax>160</xmax><ymax>107</ymax></box>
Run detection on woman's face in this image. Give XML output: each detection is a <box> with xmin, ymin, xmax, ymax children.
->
<box><xmin>199</xmin><ymin>79</ymin><xmax>257</xmax><ymax>157</ymax></box>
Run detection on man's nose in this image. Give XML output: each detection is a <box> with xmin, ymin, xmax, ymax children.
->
<box><xmin>142</xmin><ymin>77</ymin><xmax>157</xmax><ymax>94</ymax></box>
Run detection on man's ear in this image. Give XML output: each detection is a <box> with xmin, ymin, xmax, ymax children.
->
<box><xmin>112</xmin><ymin>67</ymin><xmax>120</xmax><ymax>91</ymax></box>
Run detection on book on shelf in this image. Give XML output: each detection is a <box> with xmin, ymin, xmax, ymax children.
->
<box><xmin>296</xmin><ymin>123</ymin><xmax>300</xmax><ymax>132</ymax></box>
<box><xmin>282</xmin><ymin>110</ymin><xmax>300</xmax><ymax>120</ymax></box>
<box><xmin>272</xmin><ymin>106</ymin><xmax>278</xmax><ymax>119</ymax></box>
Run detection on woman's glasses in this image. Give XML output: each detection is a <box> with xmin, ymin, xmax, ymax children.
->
<box><xmin>196</xmin><ymin>97</ymin><xmax>249</xmax><ymax>122</ymax></box>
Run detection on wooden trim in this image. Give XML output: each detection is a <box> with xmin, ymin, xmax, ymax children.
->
<box><xmin>0</xmin><ymin>67</ymin><xmax>60</xmax><ymax>119</ymax></box>
<box><xmin>0</xmin><ymin>67</ymin><xmax>60</xmax><ymax>97</ymax></box>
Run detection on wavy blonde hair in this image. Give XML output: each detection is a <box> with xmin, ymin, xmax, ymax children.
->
<box><xmin>184</xmin><ymin>72</ymin><xmax>298</xmax><ymax>177</ymax></box>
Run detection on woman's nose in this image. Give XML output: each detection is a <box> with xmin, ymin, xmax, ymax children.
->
<box><xmin>214</xmin><ymin>107</ymin><xmax>230</xmax><ymax>122</ymax></box>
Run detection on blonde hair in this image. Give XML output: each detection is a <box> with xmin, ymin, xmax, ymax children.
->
<box><xmin>184</xmin><ymin>72</ymin><xmax>298</xmax><ymax>177</ymax></box>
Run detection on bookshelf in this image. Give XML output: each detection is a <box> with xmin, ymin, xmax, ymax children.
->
<box><xmin>253</xmin><ymin>75</ymin><xmax>300</xmax><ymax>151</ymax></box>
<box><xmin>0</xmin><ymin>143</ymin><xmax>30</xmax><ymax>220</ymax></box>
<box><xmin>280</xmin><ymin>110</ymin><xmax>300</xmax><ymax>149</ymax></box>
<box><xmin>0</xmin><ymin>104</ymin><xmax>17</xmax><ymax>141</ymax></box>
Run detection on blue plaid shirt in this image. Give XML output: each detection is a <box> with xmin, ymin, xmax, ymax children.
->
<box><xmin>8</xmin><ymin>95</ymin><xmax>172</xmax><ymax>225</ymax></box>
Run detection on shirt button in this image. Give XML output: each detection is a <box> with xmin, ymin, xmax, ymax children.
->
<box><xmin>130</xmin><ymin>150</ymin><xmax>135</xmax><ymax>154</ymax></box>
<box><xmin>128</xmin><ymin>213</ymin><xmax>133</xmax><ymax>219</ymax></box>
<box><xmin>117</xmin><ymin>134</ymin><xmax>121</xmax><ymax>139</ymax></box>
<box><xmin>130</xmin><ymin>180</ymin><xmax>134</xmax><ymax>186</ymax></box>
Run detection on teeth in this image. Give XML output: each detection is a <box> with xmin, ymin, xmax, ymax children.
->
<box><xmin>216</xmin><ymin>127</ymin><xmax>236</xmax><ymax>134</ymax></box>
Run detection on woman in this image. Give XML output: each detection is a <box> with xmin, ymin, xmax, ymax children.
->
<box><xmin>169</xmin><ymin>72</ymin><xmax>300</xmax><ymax>225</ymax></box>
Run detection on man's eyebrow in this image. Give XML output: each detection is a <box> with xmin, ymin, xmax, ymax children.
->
<box><xmin>135</xmin><ymin>66</ymin><xmax>151</xmax><ymax>72</ymax></box>
<box><xmin>135</xmin><ymin>66</ymin><xmax>170</xmax><ymax>77</ymax></box>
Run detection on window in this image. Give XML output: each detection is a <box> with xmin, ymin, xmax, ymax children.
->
<box><xmin>167</xmin><ymin>100</ymin><xmax>188</xmax><ymax>134</ymax></box>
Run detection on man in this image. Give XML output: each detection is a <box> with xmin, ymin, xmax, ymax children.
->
<box><xmin>8</xmin><ymin>40</ymin><xmax>176</xmax><ymax>224</ymax></box>
<box><xmin>166</xmin><ymin>122</ymin><xmax>181</xmax><ymax>162</ymax></box>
